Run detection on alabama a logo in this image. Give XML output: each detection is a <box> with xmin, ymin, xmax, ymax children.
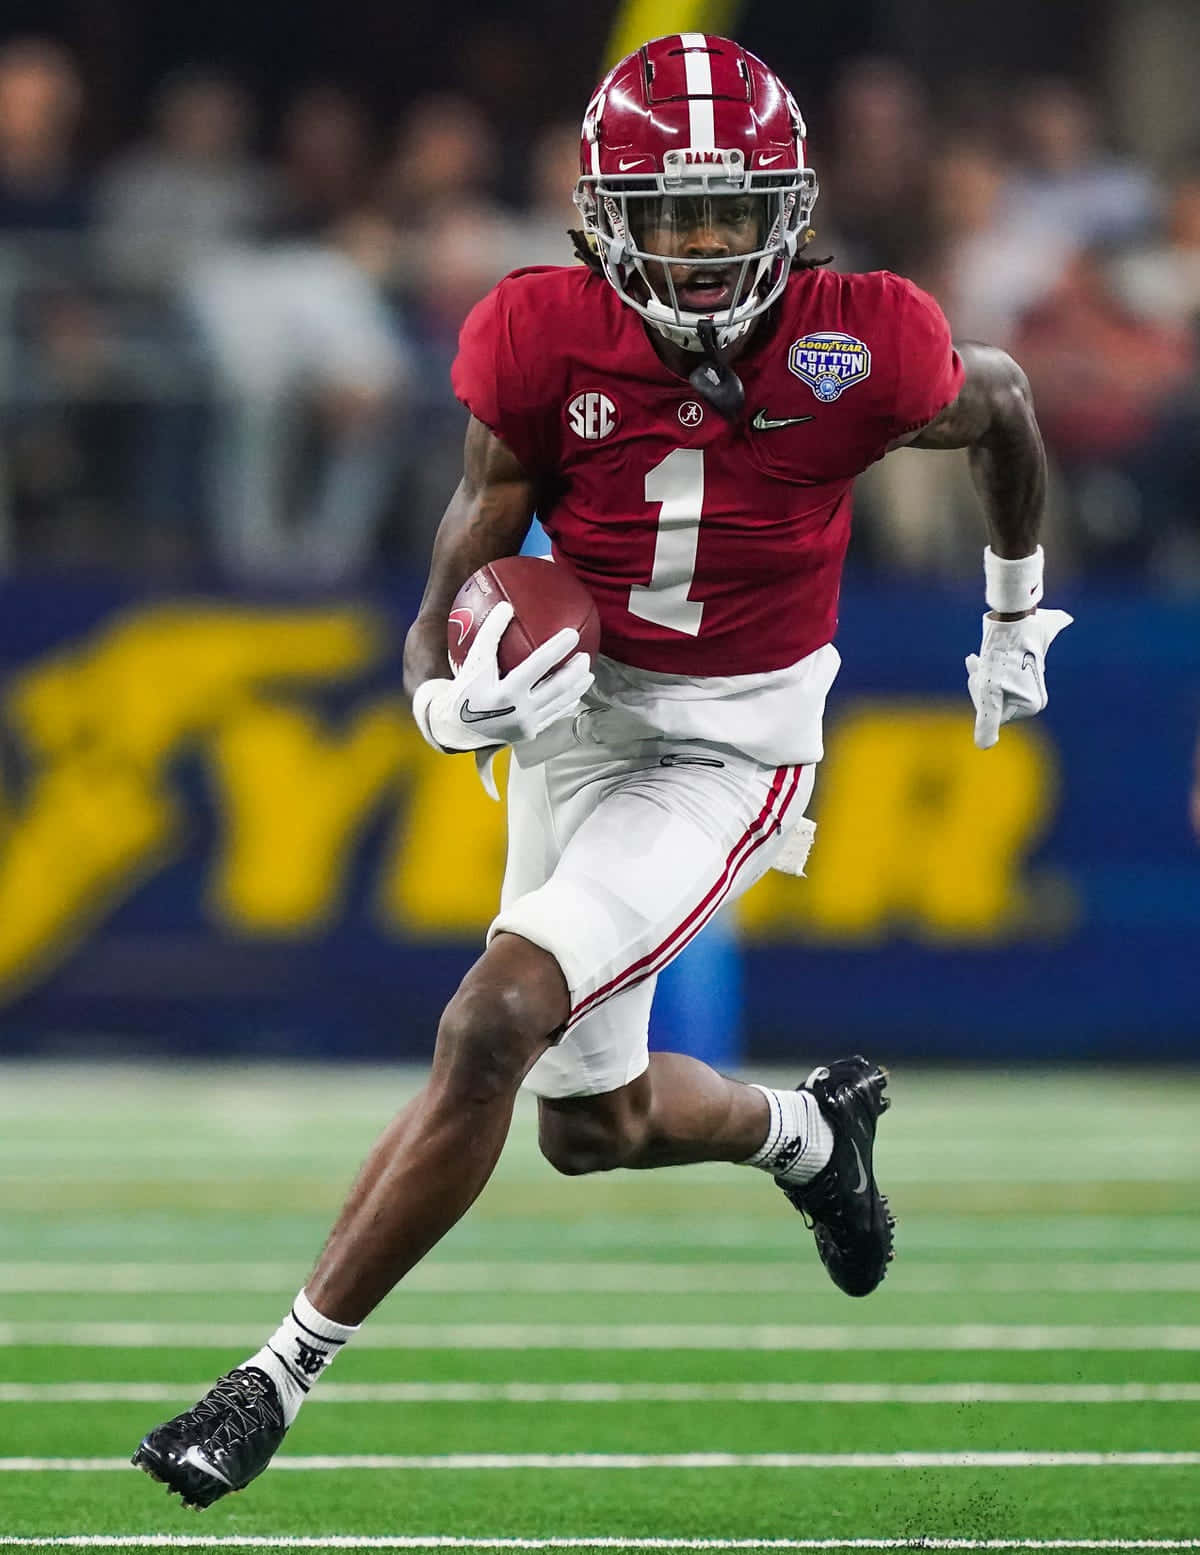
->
<box><xmin>787</xmin><ymin>332</ymin><xmax>872</xmax><ymax>403</ymax></box>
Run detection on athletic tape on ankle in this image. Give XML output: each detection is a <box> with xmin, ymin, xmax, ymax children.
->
<box><xmin>984</xmin><ymin>546</ymin><xmax>1044</xmax><ymax>613</ymax></box>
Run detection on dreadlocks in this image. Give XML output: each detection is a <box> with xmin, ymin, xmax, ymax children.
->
<box><xmin>569</xmin><ymin>228</ymin><xmax>604</xmax><ymax>272</ymax></box>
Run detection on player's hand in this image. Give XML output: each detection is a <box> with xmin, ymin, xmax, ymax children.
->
<box><xmin>412</xmin><ymin>601</ymin><xmax>594</xmax><ymax>754</ymax></box>
<box><xmin>965</xmin><ymin>608</ymin><xmax>1073</xmax><ymax>750</ymax></box>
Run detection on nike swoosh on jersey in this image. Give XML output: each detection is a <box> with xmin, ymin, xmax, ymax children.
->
<box><xmin>460</xmin><ymin>700</ymin><xmax>518</xmax><ymax>724</ymax></box>
<box><xmin>751</xmin><ymin>409</ymin><xmax>816</xmax><ymax>431</ymax></box>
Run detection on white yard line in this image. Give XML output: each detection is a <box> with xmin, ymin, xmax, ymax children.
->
<box><xmin>5</xmin><ymin>1452</ymin><xmax>1200</xmax><ymax>1471</ymax></box>
<box><xmin>1</xmin><ymin>1542</ymin><xmax>1199</xmax><ymax>1552</ymax></box>
<box><xmin>2</xmin><ymin>1262</ymin><xmax>1199</xmax><ymax>1294</ymax></box>
<box><xmin>5</xmin><ymin>1221</ymin><xmax>1198</xmax><ymax>1261</ymax></box>
<box><xmin>3</xmin><ymin>1323</ymin><xmax>1200</xmax><ymax>1350</ymax></box>
<box><xmin>4</xmin><ymin>1382</ymin><xmax>1200</xmax><ymax>1405</ymax></box>
<box><xmin>0</xmin><ymin>1541</ymin><xmax>1199</xmax><ymax>1551</ymax></box>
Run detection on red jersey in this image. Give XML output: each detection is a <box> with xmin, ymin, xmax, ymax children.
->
<box><xmin>453</xmin><ymin>264</ymin><xmax>963</xmax><ymax>677</ymax></box>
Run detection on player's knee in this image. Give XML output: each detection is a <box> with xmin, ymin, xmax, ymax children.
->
<box><xmin>434</xmin><ymin>985</ymin><xmax>544</xmax><ymax>1106</ymax></box>
<box><xmin>433</xmin><ymin>938</ymin><xmax>568</xmax><ymax>1107</ymax></box>
<box><xmin>538</xmin><ymin>1084</ymin><xmax>652</xmax><ymax>1175</ymax></box>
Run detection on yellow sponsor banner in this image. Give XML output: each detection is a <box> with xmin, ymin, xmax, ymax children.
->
<box><xmin>0</xmin><ymin>603</ymin><xmax>390</xmax><ymax>997</ymax></box>
<box><xmin>0</xmin><ymin>601</ymin><xmax>1067</xmax><ymax>1006</ymax></box>
<box><xmin>604</xmin><ymin>0</ymin><xmax>743</xmax><ymax>69</ymax></box>
<box><xmin>739</xmin><ymin>705</ymin><xmax>1070</xmax><ymax>944</ymax></box>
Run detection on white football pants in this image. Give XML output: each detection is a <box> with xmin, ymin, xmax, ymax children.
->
<box><xmin>489</xmin><ymin>735</ymin><xmax>813</xmax><ymax>1098</ymax></box>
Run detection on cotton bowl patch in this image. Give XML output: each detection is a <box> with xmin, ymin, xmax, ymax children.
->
<box><xmin>788</xmin><ymin>332</ymin><xmax>872</xmax><ymax>402</ymax></box>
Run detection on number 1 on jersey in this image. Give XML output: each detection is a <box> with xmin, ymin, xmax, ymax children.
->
<box><xmin>628</xmin><ymin>447</ymin><xmax>705</xmax><ymax>636</ymax></box>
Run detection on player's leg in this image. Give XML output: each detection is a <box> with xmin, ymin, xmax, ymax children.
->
<box><xmin>537</xmin><ymin>1025</ymin><xmax>893</xmax><ymax>1301</ymax></box>
<box><xmin>303</xmin><ymin>930</ymin><xmax>566</xmax><ymax>1322</ymax></box>
<box><xmin>538</xmin><ymin>1050</ymin><xmax>772</xmax><ymax>1172</ymax></box>
<box><xmin>131</xmin><ymin>739</ymin><xmax>600</xmax><ymax>1508</ymax></box>
<box><xmin>131</xmin><ymin>927</ymin><xmax>567</xmax><ymax>1508</ymax></box>
<box><xmin>514</xmin><ymin>753</ymin><xmax>819</xmax><ymax>1172</ymax></box>
<box><xmin>531</xmin><ymin>956</ymin><xmax>775</xmax><ymax>1170</ymax></box>
<box><xmin>508</xmin><ymin>748</ymin><xmax>892</xmax><ymax>1297</ymax></box>
<box><xmin>507</xmin><ymin>748</ymin><xmax>810</xmax><ymax>1170</ymax></box>
<box><xmin>533</xmin><ymin>984</ymin><xmax>836</xmax><ymax>1179</ymax></box>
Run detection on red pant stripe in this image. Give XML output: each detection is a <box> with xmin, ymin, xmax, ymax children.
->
<box><xmin>565</xmin><ymin>764</ymin><xmax>804</xmax><ymax>1030</ymax></box>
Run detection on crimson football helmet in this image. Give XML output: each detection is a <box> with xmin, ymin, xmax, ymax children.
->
<box><xmin>575</xmin><ymin>34</ymin><xmax>818</xmax><ymax>351</ymax></box>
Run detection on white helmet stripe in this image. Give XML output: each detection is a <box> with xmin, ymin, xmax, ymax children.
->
<box><xmin>680</xmin><ymin>33</ymin><xmax>715</xmax><ymax>150</ymax></box>
<box><xmin>587</xmin><ymin>87</ymin><xmax>603</xmax><ymax>175</ymax></box>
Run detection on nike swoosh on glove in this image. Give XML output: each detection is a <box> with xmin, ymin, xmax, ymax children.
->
<box><xmin>412</xmin><ymin>601</ymin><xmax>594</xmax><ymax>754</ymax></box>
<box><xmin>965</xmin><ymin>608</ymin><xmax>1073</xmax><ymax>750</ymax></box>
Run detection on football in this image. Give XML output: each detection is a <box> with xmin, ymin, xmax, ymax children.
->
<box><xmin>447</xmin><ymin>555</ymin><xmax>601</xmax><ymax>677</ymax></box>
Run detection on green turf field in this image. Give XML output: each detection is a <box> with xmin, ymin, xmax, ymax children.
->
<box><xmin>0</xmin><ymin>1060</ymin><xmax>1197</xmax><ymax>1553</ymax></box>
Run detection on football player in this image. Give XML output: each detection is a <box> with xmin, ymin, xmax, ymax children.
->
<box><xmin>134</xmin><ymin>34</ymin><xmax>1071</xmax><ymax>1506</ymax></box>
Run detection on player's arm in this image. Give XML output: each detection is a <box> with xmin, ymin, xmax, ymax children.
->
<box><xmin>403</xmin><ymin>416</ymin><xmax>537</xmax><ymax>694</ymax></box>
<box><xmin>404</xmin><ymin>416</ymin><xmax>592</xmax><ymax>754</ymax></box>
<box><xmin>902</xmin><ymin>342</ymin><xmax>1072</xmax><ymax>749</ymax></box>
<box><xmin>905</xmin><ymin>341</ymin><xmax>1045</xmax><ymax>594</ymax></box>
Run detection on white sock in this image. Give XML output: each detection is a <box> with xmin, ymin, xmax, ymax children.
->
<box><xmin>741</xmin><ymin>1083</ymin><xmax>834</xmax><ymax>1187</ymax></box>
<box><xmin>244</xmin><ymin>1289</ymin><xmax>359</xmax><ymax>1426</ymax></box>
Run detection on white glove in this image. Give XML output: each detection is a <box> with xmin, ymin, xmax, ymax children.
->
<box><xmin>412</xmin><ymin>601</ymin><xmax>594</xmax><ymax>754</ymax></box>
<box><xmin>965</xmin><ymin>608</ymin><xmax>1073</xmax><ymax>750</ymax></box>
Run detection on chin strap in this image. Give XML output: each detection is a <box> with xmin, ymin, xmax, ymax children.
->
<box><xmin>689</xmin><ymin>319</ymin><xmax>746</xmax><ymax>422</ymax></box>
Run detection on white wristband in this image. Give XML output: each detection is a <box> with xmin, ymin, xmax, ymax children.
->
<box><xmin>984</xmin><ymin>545</ymin><xmax>1044</xmax><ymax>613</ymax></box>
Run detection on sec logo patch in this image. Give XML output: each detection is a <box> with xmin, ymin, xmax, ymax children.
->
<box><xmin>788</xmin><ymin>333</ymin><xmax>872</xmax><ymax>402</ymax></box>
<box><xmin>566</xmin><ymin>390</ymin><xmax>618</xmax><ymax>440</ymax></box>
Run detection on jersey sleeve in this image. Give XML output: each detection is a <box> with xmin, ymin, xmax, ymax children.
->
<box><xmin>452</xmin><ymin>277</ymin><xmax>559</xmax><ymax>474</ymax></box>
<box><xmin>884</xmin><ymin>275</ymin><xmax>965</xmax><ymax>443</ymax></box>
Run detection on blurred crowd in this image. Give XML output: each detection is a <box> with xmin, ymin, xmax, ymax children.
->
<box><xmin>1</xmin><ymin>35</ymin><xmax>1199</xmax><ymax>588</ymax></box>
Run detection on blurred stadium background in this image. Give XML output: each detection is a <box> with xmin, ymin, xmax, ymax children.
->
<box><xmin>0</xmin><ymin>0</ymin><xmax>1198</xmax><ymax>1545</ymax></box>
<box><xmin>0</xmin><ymin>0</ymin><xmax>1197</xmax><ymax>1060</ymax></box>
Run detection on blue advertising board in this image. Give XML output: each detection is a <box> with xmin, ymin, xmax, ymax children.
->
<box><xmin>0</xmin><ymin>575</ymin><xmax>1195</xmax><ymax>1060</ymax></box>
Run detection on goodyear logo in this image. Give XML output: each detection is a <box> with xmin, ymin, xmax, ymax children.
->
<box><xmin>0</xmin><ymin>600</ymin><xmax>1068</xmax><ymax>1008</ymax></box>
<box><xmin>788</xmin><ymin>332</ymin><xmax>872</xmax><ymax>402</ymax></box>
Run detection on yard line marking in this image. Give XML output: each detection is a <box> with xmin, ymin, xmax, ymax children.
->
<box><xmin>5</xmin><ymin>1381</ymin><xmax>1200</xmax><ymax>1405</ymax></box>
<box><xmin>3</xmin><ymin>1542</ymin><xmax>1199</xmax><ymax>1552</ymax></box>
<box><xmin>5</xmin><ymin>1451</ymin><xmax>1200</xmax><ymax>1470</ymax></box>
<box><xmin>3</xmin><ymin>1261</ymin><xmax>1200</xmax><ymax>1294</ymax></box>
<box><xmin>0</xmin><ymin>1542</ymin><xmax>1199</xmax><ymax>1551</ymax></box>
<box><xmin>5</xmin><ymin>1220</ymin><xmax>1198</xmax><ymax>1261</ymax></box>
<box><xmin>3</xmin><ymin>1323</ymin><xmax>1200</xmax><ymax>1350</ymax></box>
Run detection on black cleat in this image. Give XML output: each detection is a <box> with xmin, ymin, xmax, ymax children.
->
<box><xmin>780</xmin><ymin>1055</ymin><xmax>895</xmax><ymax>1297</ymax></box>
<box><xmin>131</xmin><ymin>1366</ymin><xmax>287</xmax><ymax>1509</ymax></box>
